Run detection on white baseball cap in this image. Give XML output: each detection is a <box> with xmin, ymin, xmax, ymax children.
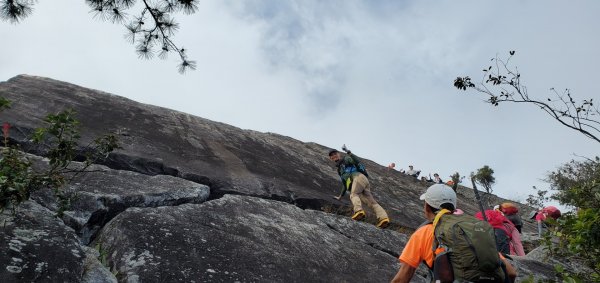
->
<box><xmin>420</xmin><ymin>184</ymin><xmax>457</xmax><ymax>209</ymax></box>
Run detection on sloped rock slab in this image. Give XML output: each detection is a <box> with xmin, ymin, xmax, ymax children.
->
<box><xmin>515</xmin><ymin>245</ymin><xmax>592</xmax><ymax>281</ymax></box>
<box><xmin>305</xmin><ymin>211</ymin><xmax>432</xmax><ymax>282</ymax></box>
<box><xmin>0</xmin><ymin>201</ymin><xmax>85</xmax><ymax>282</ymax></box>
<box><xmin>511</xmin><ymin>257</ymin><xmax>557</xmax><ymax>281</ymax></box>
<box><xmin>305</xmin><ymin>210</ymin><xmax>409</xmax><ymax>258</ymax></box>
<box><xmin>33</xmin><ymin>163</ymin><xmax>210</xmax><ymax>244</ymax></box>
<box><xmin>0</xmin><ymin>75</ymin><xmax>540</xmax><ymax>232</ymax></box>
<box><xmin>95</xmin><ymin>194</ymin><xmax>407</xmax><ymax>282</ymax></box>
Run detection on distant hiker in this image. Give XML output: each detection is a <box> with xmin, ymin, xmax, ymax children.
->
<box><xmin>388</xmin><ymin>162</ymin><xmax>396</xmax><ymax>170</ymax></box>
<box><xmin>507</xmin><ymin>223</ymin><xmax>525</xmax><ymax>256</ymax></box>
<box><xmin>328</xmin><ymin>148</ymin><xmax>390</xmax><ymax>229</ymax></box>
<box><xmin>499</xmin><ymin>202</ymin><xmax>524</xmax><ymax>233</ymax></box>
<box><xmin>530</xmin><ymin>206</ymin><xmax>561</xmax><ymax>237</ymax></box>
<box><xmin>405</xmin><ymin>165</ymin><xmax>421</xmax><ymax>178</ymax></box>
<box><xmin>432</xmin><ymin>173</ymin><xmax>443</xmax><ymax>184</ymax></box>
<box><xmin>391</xmin><ymin>184</ymin><xmax>516</xmax><ymax>283</ymax></box>
<box><xmin>476</xmin><ymin>210</ymin><xmax>525</xmax><ymax>256</ymax></box>
<box><xmin>421</xmin><ymin>176</ymin><xmax>434</xmax><ymax>183</ymax></box>
<box><xmin>496</xmin><ymin>205</ymin><xmax>525</xmax><ymax>256</ymax></box>
<box><xmin>475</xmin><ymin>210</ymin><xmax>510</xmax><ymax>254</ymax></box>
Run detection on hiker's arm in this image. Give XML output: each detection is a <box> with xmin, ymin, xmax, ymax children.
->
<box><xmin>333</xmin><ymin>176</ymin><xmax>348</xmax><ymax>200</ymax></box>
<box><xmin>390</xmin><ymin>263</ymin><xmax>415</xmax><ymax>283</ymax></box>
<box><xmin>502</xmin><ymin>257</ymin><xmax>517</xmax><ymax>283</ymax></box>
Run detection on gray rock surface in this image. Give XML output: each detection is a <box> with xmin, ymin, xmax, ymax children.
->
<box><xmin>523</xmin><ymin>246</ymin><xmax>593</xmax><ymax>279</ymax></box>
<box><xmin>0</xmin><ymin>75</ymin><xmax>536</xmax><ymax>232</ymax></box>
<box><xmin>0</xmin><ymin>75</ymin><xmax>568</xmax><ymax>281</ymax></box>
<box><xmin>95</xmin><ymin>195</ymin><xmax>408</xmax><ymax>283</ymax></box>
<box><xmin>82</xmin><ymin>246</ymin><xmax>118</xmax><ymax>283</ymax></box>
<box><xmin>33</xmin><ymin>162</ymin><xmax>210</xmax><ymax>244</ymax></box>
<box><xmin>0</xmin><ymin>201</ymin><xmax>85</xmax><ymax>282</ymax></box>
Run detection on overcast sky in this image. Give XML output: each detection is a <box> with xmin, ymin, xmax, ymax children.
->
<box><xmin>1</xmin><ymin>0</ymin><xmax>598</xmax><ymax>208</ymax></box>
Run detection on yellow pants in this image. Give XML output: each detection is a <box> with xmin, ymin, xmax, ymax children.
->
<box><xmin>350</xmin><ymin>173</ymin><xmax>388</xmax><ymax>220</ymax></box>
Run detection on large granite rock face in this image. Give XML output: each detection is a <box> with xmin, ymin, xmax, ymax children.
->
<box><xmin>0</xmin><ymin>201</ymin><xmax>112</xmax><ymax>282</ymax></box>
<box><xmin>0</xmin><ymin>75</ymin><xmax>535</xmax><ymax>232</ymax></box>
<box><xmin>523</xmin><ymin>246</ymin><xmax>594</xmax><ymax>280</ymax></box>
<box><xmin>0</xmin><ymin>75</ymin><xmax>561</xmax><ymax>282</ymax></box>
<box><xmin>33</xmin><ymin>162</ymin><xmax>211</xmax><ymax>245</ymax></box>
<box><xmin>94</xmin><ymin>195</ymin><xmax>408</xmax><ymax>283</ymax></box>
<box><xmin>0</xmin><ymin>156</ymin><xmax>209</xmax><ymax>282</ymax></box>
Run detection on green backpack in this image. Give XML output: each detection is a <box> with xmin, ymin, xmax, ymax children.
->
<box><xmin>431</xmin><ymin>209</ymin><xmax>506</xmax><ymax>283</ymax></box>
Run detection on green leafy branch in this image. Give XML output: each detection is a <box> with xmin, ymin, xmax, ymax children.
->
<box><xmin>541</xmin><ymin>157</ymin><xmax>600</xmax><ymax>282</ymax></box>
<box><xmin>1</xmin><ymin>100</ymin><xmax>120</xmax><ymax>215</ymax></box>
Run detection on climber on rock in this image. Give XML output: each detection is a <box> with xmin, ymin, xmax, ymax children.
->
<box><xmin>328</xmin><ymin>145</ymin><xmax>390</xmax><ymax>229</ymax></box>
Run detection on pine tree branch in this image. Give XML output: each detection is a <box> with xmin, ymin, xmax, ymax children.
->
<box><xmin>1</xmin><ymin>0</ymin><xmax>197</xmax><ymax>73</ymax></box>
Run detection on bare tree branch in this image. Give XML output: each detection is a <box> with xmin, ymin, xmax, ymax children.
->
<box><xmin>454</xmin><ymin>51</ymin><xmax>600</xmax><ymax>144</ymax></box>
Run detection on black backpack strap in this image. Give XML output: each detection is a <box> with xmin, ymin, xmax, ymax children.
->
<box><xmin>424</xmin><ymin>261</ymin><xmax>435</xmax><ymax>283</ymax></box>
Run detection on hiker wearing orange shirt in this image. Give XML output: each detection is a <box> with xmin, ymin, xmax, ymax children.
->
<box><xmin>391</xmin><ymin>184</ymin><xmax>516</xmax><ymax>282</ymax></box>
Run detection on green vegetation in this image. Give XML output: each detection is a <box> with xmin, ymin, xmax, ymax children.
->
<box><xmin>542</xmin><ymin>157</ymin><xmax>600</xmax><ymax>282</ymax></box>
<box><xmin>525</xmin><ymin>186</ymin><xmax>549</xmax><ymax>210</ymax></box>
<box><xmin>0</xmin><ymin>96</ymin><xmax>9</xmax><ymax>110</ymax></box>
<box><xmin>449</xmin><ymin>171</ymin><xmax>463</xmax><ymax>191</ymax></box>
<box><xmin>95</xmin><ymin>242</ymin><xmax>109</xmax><ymax>267</ymax></box>
<box><xmin>473</xmin><ymin>165</ymin><xmax>495</xmax><ymax>207</ymax></box>
<box><xmin>455</xmin><ymin>51</ymin><xmax>600</xmax><ymax>281</ymax></box>
<box><xmin>473</xmin><ymin>165</ymin><xmax>495</xmax><ymax>194</ymax></box>
<box><xmin>0</xmin><ymin>98</ymin><xmax>119</xmax><ymax>215</ymax></box>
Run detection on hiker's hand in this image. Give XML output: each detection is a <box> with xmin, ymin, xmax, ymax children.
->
<box><xmin>333</xmin><ymin>195</ymin><xmax>341</xmax><ymax>200</ymax></box>
<box><xmin>341</xmin><ymin>144</ymin><xmax>348</xmax><ymax>153</ymax></box>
